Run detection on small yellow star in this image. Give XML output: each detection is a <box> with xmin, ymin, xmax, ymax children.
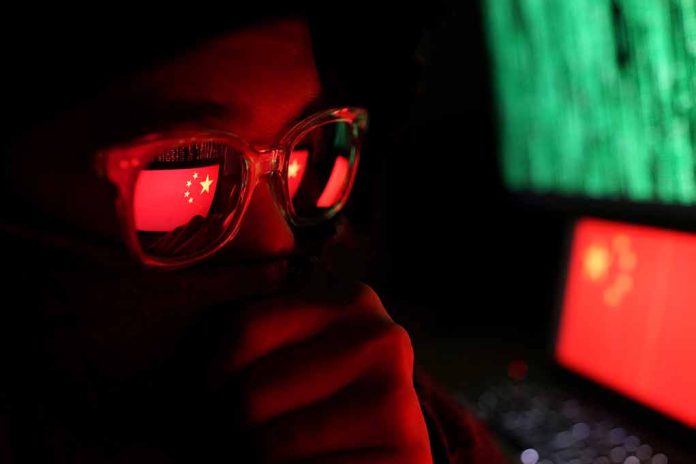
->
<box><xmin>288</xmin><ymin>160</ymin><xmax>302</xmax><ymax>178</ymax></box>
<box><xmin>193</xmin><ymin>172</ymin><xmax>199</xmax><ymax>179</ymax></box>
<box><xmin>188</xmin><ymin>197</ymin><xmax>194</xmax><ymax>204</ymax></box>
<box><xmin>184</xmin><ymin>191</ymin><xmax>190</xmax><ymax>198</ymax></box>
<box><xmin>584</xmin><ymin>244</ymin><xmax>610</xmax><ymax>281</ymax></box>
<box><xmin>200</xmin><ymin>174</ymin><xmax>214</xmax><ymax>194</ymax></box>
<box><xmin>186</xmin><ymin>180</ymin><xmax>192</xmax><ymax>188</ymax></box>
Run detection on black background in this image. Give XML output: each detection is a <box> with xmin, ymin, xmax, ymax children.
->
<box><xmin>313</xmin><ymin>3</ymin><xmax>567</xmax><ymax>347</ymax></box>
<box><xmin>316</xmin><ymin>2</ymin><xmax>696</xmax><ymax>351</ymax></box>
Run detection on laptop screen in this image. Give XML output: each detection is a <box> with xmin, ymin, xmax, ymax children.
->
<box><xmin>555</xmin><ymin>218</ymin><xmax>696</xmax><ymax>428</ymax></box>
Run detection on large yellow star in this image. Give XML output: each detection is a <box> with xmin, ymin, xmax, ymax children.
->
<box><xmin>200</xmin><ymin>174</ymin><xmax>214</xmax><ymax>194</ymax></box>
<box><xmin>288</xmin><ymin>160</ymin><xmax>301</xmax><ymax>178</ymax></box>
<box><xmin>584</xmin><ymin>243</ymin><xmax>610</xmax><ymax>281</ymax></box>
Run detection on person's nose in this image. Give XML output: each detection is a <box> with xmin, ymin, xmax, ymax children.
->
<box><xmin>219</xmin><ymin>177</ymin><xmax>295</xmax><ymax>260</ymax></box>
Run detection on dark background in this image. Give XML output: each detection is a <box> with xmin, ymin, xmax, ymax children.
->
<box><xmin>319</xmin><ymin>2</ymin><xmax>696</xmax><ymax>357</ymax></box>
<box><xmin>315</xmin><ymin>3</ymin><xmax>567</xmax><ymax>349</ymax></box>
<box><xmin>329</xmin><ymin>13</ymin><xmax>696</xmax><ymax>451</ymax></box>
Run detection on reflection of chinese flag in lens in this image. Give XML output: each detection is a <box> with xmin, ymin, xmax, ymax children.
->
<box><xmin>556</xmin><ymin>218</ymin><xmax>696</xmax><ymax>427</ymax></box>
<box><xmin>134</xmin><ymin>165</ymin><xmax>219</xmax><ymax>232</ymax></box>
<box><xmin>317</xmin><ymin>156</ymin><xmax>349</xmax><ymax>208</ymax></box>
<box><xmin>288</xmin><ymin>149</ymin><xmax>308</xmax><ymax>199</ymax></box>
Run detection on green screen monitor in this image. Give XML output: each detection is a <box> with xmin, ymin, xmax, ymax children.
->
<box><xmin>484</xmin><ymin>0</ymin><xmax>695</xmax><ymax>206</ymax></box>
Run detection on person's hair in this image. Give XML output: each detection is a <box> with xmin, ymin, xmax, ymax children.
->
<box><xmin>5</xmin><ymin>7</ymin><xmax>432</xmax><ymax>138</ymax></box>
<box><xmin>5</xmin><ymin>8</ymin><xmax>304</xmax><ymax>138</ymax></box>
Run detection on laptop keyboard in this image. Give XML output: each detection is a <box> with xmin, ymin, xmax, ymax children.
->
<box><xmin>466</xmin><ymin>380</ymin><xmax>694</xmax><ymax>464</ymax></box>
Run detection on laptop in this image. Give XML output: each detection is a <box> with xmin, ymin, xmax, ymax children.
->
<box><xmin>467</xmin><ymin>217</ymin><xmax>696</xmax><ymax>464</ymax></box>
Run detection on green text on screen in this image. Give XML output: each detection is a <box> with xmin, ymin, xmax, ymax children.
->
<box><xmin>484</xmin><ymin>0</ymin><xmax>696</xmax><ymax>204</ymax></box>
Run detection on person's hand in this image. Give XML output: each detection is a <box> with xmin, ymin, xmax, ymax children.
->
<box><xmin>219</xmin><ymin>284</ymin><xmax>433</xmax><ymax>464</ymax></box>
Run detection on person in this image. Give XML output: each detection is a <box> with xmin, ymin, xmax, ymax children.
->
<box><xmin>1</xmin><ymin>9</ymin><xmax>507</xmax><ymax>464</ymax></box>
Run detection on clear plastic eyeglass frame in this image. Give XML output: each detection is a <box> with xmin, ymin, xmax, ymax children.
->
<box><xmin>96</xmin><ymin>107</ymin><xmax>368</xmax><ymax>269</ymax></box>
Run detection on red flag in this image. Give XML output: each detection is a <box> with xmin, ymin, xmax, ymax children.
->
<box><xmin>556</xmin><ymin>218</ymin><xmax>696</xmax><ymax>427</ymax></box>
<box><xmin>288</xmin><ymin>149</ymin><xmax>308</xmax><ymax>200</ymax></box>
<box><xmin>134</xmin><ymin>165</ymin><xmax>219</xmax><ymax>232</ymax></box>
<box><xmin>317</xmin><ymin>156</ymin><xmax>349</xmax><ymax>208</ymax></box>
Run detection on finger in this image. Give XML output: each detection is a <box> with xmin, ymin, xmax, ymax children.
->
<box><xmin>241</xmin><ymin>319</ymin><xmax>413</xmax><ymax>425</ymax></box>
<box><xmin>255</xmin><ymin>375</ymin><xmax>432</xmax><ymax>464</ymax></box>
<box><xmin>229</xmin><ymin>284</ymin><xmax>389</xmax><ymax>371</ymax></box>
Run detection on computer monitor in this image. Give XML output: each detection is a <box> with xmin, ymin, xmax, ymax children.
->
<box><xmin>555</xmin><ymin>218</ymin><xmax>696</xmax><ymax>428</ymax></box>
<box><xmin>483</xmin><ymin>0</ymin><xmax>696</xmax><ymax>208</ymax></box>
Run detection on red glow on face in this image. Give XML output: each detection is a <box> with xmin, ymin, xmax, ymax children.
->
<box><xmin>287</xmin><ymin>149</ymin><xmax>308</xmax><ymax>199</ymax></box>
<box><xmin>134</xmin><ymin>165</ymin><xmax>219</xmax><ymax>232</ymax></box>
<box><xmin>556</xmin><ymin>218</ymin><xmax>696</xmax><ymax>427</ymax></box>
<box><xmin>316</xmin><ymin>156</ymin><xmax>349</xmax><ymax>208</ymax></box>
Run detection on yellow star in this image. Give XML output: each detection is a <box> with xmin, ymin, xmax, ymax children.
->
<box><xmin>184</xmin><ymin>191</ymin><xmax>190</xmax><ymax>198</ymax></box>
<box><xmin>584</xmin><ymin>244</ymin><xmax>610</xmax><ymax>281</ymax></box>
<box><xmin>200</xmin><ymin>174</ymin><xmax>214</xmax><ymax>194</ymax></box>
<box><xmin>186</xmin><ymin>180</ymin><xmax>192</xmax><ymax>188</ymax></box>
<box><xmin>288</xmin><ymin>160</ymin><xmax>302</xmax><ymax>178</ymax></box>
<box><xmin>193</xmin><ymin>172</ymin><xmax>199</xmax><ymax>179</ymax></box>
<box><xmin>188</xmin><ymin>197</ymin><xmax>194</xmax><ymax>204</ymax></box>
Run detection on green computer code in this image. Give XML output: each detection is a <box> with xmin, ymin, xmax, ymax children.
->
<box><xmin>484</xmin><ymin>0</ymin><xmax>696</xmax><ymax>205</ymax></box>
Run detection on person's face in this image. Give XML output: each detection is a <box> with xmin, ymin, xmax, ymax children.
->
<box><xmin>128</xmin><ymin>18</ymin><xmax>323</xmax><ymax>262</ymax></box>
<box><xmin>16</xmin><ymin>16</ymin><xmax>328</xmax><ymax>275</ymax></box>
<box><xmin>11</xmin><ymin>18</ymin><xmax>325</xmax><ymax>383</ymax></box>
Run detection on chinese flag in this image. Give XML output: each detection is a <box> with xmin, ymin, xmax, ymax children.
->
<box><xmin>317</xmin><ymin>155</ymin><xmax>349</xmax><ymax>208</ymax></box>
<box><xmin>287</xmin><ymin>150</ymin><xmax>350</xmax><ymax>208</ymax></box>
<box><xmin>288</xmin><ymin>149</ymin><xmax>308</xmax><ymax>199</ymax></box>
<box><xmin>556</xmin><ymin>218</ymin><xmax>696</xmax><ymax>427</ymax></box>
<box><xmin>134</xmin><ymin>165</ymin><xmax>219</xmax><ymax>232</ymax></box>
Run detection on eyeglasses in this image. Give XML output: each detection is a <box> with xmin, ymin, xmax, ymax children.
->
<box><xmin>97</xmin><ymin>107</ymin><xmax>368</xmax><ymax>269</ymax></box>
